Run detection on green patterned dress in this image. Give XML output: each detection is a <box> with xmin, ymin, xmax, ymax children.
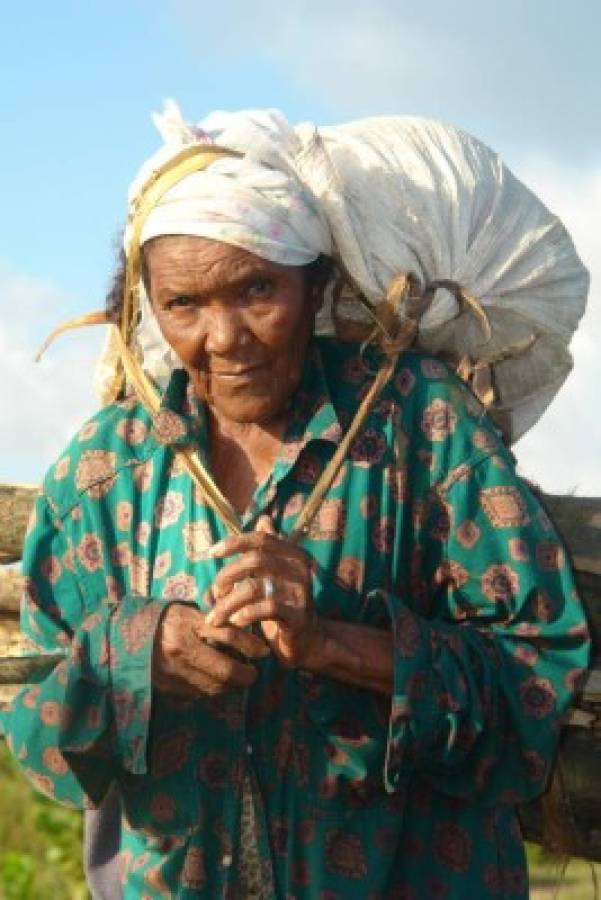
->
<box><xmin>1</xmin><ymin>339</ymin><xmax>590</xmax><ymax>898</ymax></box>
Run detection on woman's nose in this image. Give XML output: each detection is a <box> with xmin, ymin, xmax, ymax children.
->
<box><xmin>203</xmin><ymin>303</ymin><xmax>249</xmax><ymax>354</ymax></box>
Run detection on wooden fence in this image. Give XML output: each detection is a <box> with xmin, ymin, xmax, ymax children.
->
<box><xmin>1</xmin><ymin>482</ymin><xmax>600</xmax><ymax>860</ymax></box>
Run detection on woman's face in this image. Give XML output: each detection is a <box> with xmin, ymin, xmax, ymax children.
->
<box><xmin>146</xmin><ymin>236</ymin><xmax>320</xmax><ymax>426</ymax></box>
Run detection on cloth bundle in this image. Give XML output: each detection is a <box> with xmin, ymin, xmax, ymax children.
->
<box><xmin>295</xmin><ymin>116</ymin><xmax>589</xmax><ymax>440</ymax></box>
<box><xmin>100</xmin><ymin>102</ymin><xmax>589</xmax><ymax>443</ymax></box>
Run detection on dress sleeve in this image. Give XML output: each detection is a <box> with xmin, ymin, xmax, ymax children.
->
<box><xmin>0</xmin><ymin>493</ymin><xmax>164</xmax><ymax>809</ymax></box>
<box><xmin>383</xmin><ymin>446</ymin><xmax>591</xmax><ymax>805</ymax></box>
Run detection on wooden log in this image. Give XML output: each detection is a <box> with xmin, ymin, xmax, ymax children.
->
<box><xmin>0</xmin><ymin>568</ymin><xmax>23</xmax><ymax>613</ymax></box>
<box><xmin>572</xmin><ymin>570</ymin><xmax>601</xmax><ymax>661</ymax></box>
<box><xmin>0</xmin><ymin>632</ymin><xmax>34</xmax><ymax>657</ymax></box>
<box><xmin>541</xmin><ymin>495</ymin><xmax>601</xmax><ymax>578</ymax></box>
<box><xmin>0</xmin><ymin>613</ymin><xmax>20</xmax><ymax>642</ymax></box>
<box><xmin>520</xmin><ymin>721</ymin><xmax>601</xmax><ymax>862</ymax></box>
<box><xmin>578</xmin><ymin>667</ymin><xmax>601</xmax><ymax>708</ymax></box>
<box><xmin>0</xmin><ymin>483</ymin><xmax>38</xmax><ymax>564</ymax></box>
<box><xmin>0</xmin><ymin>633</ymin><xmax>65</xmax><ymax>684</ymax></box>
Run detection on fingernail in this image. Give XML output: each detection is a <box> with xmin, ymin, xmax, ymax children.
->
<box><xmin>205</xmin><ymin>541</ymin><xmax>226</xmax><ymax>558</ymax></box>
<box><xmin>205</xmin><ymin>611</ymin><xmax>215</xmax><ymax>626</ymax></box>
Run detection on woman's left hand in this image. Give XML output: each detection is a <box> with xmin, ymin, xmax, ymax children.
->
<box><xmin>205</xmin><ymin>516</ymin><xmax>326</xmax><ymax>668</ymax></box>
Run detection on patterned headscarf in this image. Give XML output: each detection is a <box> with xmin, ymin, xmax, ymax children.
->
<box><xmin>116</xmin><ymin>102</ymin><xmax>332</xmax><ymax>392</ymax></box>
<box><xmin>136</xmin><ymin>105</ymin><xmax>331</xmax><ymax>266</ymax></box>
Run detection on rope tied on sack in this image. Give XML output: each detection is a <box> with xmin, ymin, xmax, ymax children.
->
<box><xmin>290</xmin><ymin>272</ymin><xmax>423</xmax><ymax>539</ymax></box>
<box><xmin>331</xmin><ymin>268</ymin><xmax>502</xmax><ymax>406</ymax></box>
<box><xmin>354</xmin><ymin>274</ymin><xmax>539</xmax><ymax>434</ymax></box>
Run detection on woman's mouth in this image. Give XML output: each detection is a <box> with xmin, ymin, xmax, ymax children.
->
<box><xmin>210</xmin><ymin>363</ymin><xmax>264</xmax><ymax>383</ymax></box>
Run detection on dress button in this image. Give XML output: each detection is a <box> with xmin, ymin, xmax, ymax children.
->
<box><xmin>246</xmin><ymin>743</ymin><xmax>253</xmax><ymax>755</ymax></box>
<box><xmin>222</xmin><ymin>853</ymin><xmax>233</xmax><ymax>868</ymax></box>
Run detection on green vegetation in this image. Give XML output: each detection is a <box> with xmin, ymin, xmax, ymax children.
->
<box><xmin>0</xmin><ymin>743</ymin><xmax>87</xmax><ymax>899</ymax></box>
<box><xmin>527</xmin><ymin>842</ymin><xmax>600</xmax><ymax>898</ymax></box>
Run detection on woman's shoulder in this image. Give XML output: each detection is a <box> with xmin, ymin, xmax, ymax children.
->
<box><xmin>318</xmin><ymin>337</ymin><xmax>510</xmax><ymax>479</ymax></box>
<box><xmin>318</xmin><ymin>337</ymin><xmax>480</xmax><ymax>416</ymax></box>
<box><xmin>40</xmin><ymin>393</ymin><xmax>155</xmax><ymax>517</ymax></box>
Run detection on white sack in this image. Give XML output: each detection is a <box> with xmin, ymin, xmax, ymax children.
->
<box><xmin>291</xmin><ymin>116</ymin><xmax>589</xmax><ymax>441</ymax></box>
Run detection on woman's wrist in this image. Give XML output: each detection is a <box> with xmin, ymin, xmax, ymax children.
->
<box><xmin>299</xmin><ymin>617</ymin><xmax>394</xmax><ymax>695</ymax></box>
<box><xmin>296</xmin><ymin>615</ymin><xmax>333</xmax><ymax>672</ymax></box>
<box><xmin>300</xmin><ymin>617</ymin><xmax>359</xmax><ymax>675</ymax></box>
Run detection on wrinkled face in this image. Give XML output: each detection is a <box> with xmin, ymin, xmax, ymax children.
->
<box><xmin>146</xmin><ymin>236</ymin><xmax>320</xmax><ymax>425</ymax></box>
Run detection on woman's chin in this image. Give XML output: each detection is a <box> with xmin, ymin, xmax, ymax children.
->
<box><xmin>207</xmin><ymin>390</ymin><xmax>289</xmax><ymax>426</ymax></box>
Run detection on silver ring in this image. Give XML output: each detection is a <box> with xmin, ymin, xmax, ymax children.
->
<box><xmin>263</xmin><ymin>577</ymin><xmax>276</xmax><ymax>598</ymax></box>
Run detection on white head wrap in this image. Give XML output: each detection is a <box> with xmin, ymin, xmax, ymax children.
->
<box><xmin>116</xmin><ymin>101</ymin><xmax>332</xmax><ymax>389</ymax></box>
<box><xmin>137</xmin><ymin>106</ymin><xmax>331</xmax><ymax>266</ymax></box>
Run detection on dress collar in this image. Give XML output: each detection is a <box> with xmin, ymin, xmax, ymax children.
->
<box><xmin>150</xmin><ymin>340</ymin><xmax>343</xmax><ymax>455</ymax></box>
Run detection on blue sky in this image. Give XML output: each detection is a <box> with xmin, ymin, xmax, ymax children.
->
<box><xmin>1</xmin><ymin>1</ymin><xmax>600</xmax><ymax>489</ymax></box>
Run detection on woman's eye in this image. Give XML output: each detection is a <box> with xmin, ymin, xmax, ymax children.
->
<box><xmin>166</xmin><ymin>295</ymin><xmax>194</xmax><ymax>309</ymax></box>
<box><xmin>247</xmin><ymin>279</ymin><xmax>273</xmax><ymax>299</ymax></box>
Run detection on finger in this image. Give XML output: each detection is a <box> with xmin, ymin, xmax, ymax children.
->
<box><xmin>211</xmin><ymin>575</ymin><xmax>303</xmax><ymax>627</ymax></box>
<box><xmin>212</xmin><ymin>586</ymin><xmax>303</xmax><ymax>629</ymax></box>
<box><xmin>157</xmin><ymin>626</ymin><xmax>259</xmax><ymax>689</ymax></box>
<box><xmin>205</xmin><ymin>529</ymin><xmax>285</xmax><ymax>561</ymax></box>
<box><xmin>207</xmin><ymin>578</ymin><xmax>258</xmax><ymax>623</ymax></box>
<box><xmin>201</xmin><ymin>622</ymin><xmax>271</xmax><ymax>659</ymax></box>
<box><xmin>213</xmin><ymin>554</ymin><xmax>305</xmax><ymax>599</ymax></box>
<box><xmin>255</xmin><ymin>514</ymin><xmax>278</xmax><ymax>536</ymax></box>
<box><xmin>185</xmin><ymin>640</ymin><xmax>259</xmax><ymax>689</ymax></box>
<box><xmin>228</xmin><ymin>598</ymin><xmax>297</xmax><ymax>630</ymax></box>
<box><xmin>208</xmin><ymin>583</ymin><xmax>275</xmax><ymax>628</ymax></box>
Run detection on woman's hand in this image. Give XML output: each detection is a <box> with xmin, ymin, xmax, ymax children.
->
<box><xmin>152</xmin><ymin>602</ymin><xmax>270</xmax><ymax>699</ymax></box>
<box><xmin>205</xmin><ymin>516</ymin><xmax>327</xmax><ymax>669</ymax></box>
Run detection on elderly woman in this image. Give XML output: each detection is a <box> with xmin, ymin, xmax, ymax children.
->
<box><xmin>2</xmin><ymin>105</ymin><xmax>590</xmax><ymax>899</ymax></box>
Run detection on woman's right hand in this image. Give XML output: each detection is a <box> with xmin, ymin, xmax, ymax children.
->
<box><xmin>152</xmin><ymin>602</ymin><xmax>270</xmax><ymax>699</ymax></box>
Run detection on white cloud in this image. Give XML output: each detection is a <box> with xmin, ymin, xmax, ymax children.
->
<box><xmin>173</xmin><ymin>0</ymin><xmax>600</xmax><ymax>158</ymax></box>
<box><xmin>0</xmin><ymin>265</ymin><xmax>103</xmax><ymax>485</ymax></box>
<box><xmin>174</xmin><ymin>0</ymin><xmax>458</xmax><ymax>111</ymax></box>
<box><xmin>239</xmin><ymin>3</ymin><xmax>457</xmax><ymax>113</ymax></box>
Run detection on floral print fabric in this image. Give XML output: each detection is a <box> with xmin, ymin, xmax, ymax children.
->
<box><xmin>1</xmin><ymin>339</ymin><xmax>590</xmax><ymax>898</ymax></box>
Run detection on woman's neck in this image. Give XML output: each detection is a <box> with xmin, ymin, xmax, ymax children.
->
<box><xmin>207</xmin><ymin>410</ymin><xmax>289</xmax><ymax>515</ymax></box>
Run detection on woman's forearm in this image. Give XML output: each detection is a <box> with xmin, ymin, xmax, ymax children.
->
<box><xmin>303</xmin><ymin>618</ymin><xmax>394</xmax><ymax>695</ymax></box>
